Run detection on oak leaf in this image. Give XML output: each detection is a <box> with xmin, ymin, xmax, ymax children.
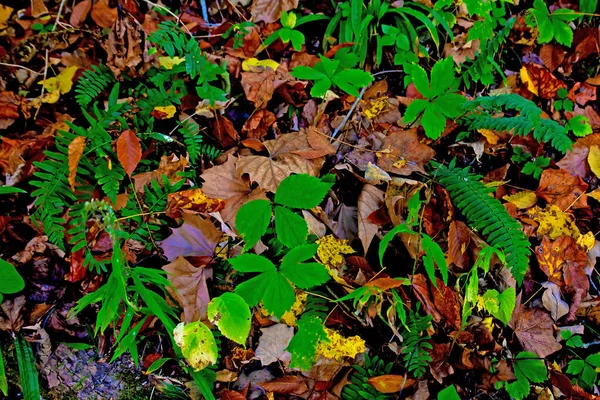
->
<box><xmin>116</xmin><ymin>130</ymin><xmax>142</xmax><ymax>176</ymax></box>
<box><xmin>162</xmin><ymin>256</ymin><xmax>213</xmax><ymax>323</ymax></box>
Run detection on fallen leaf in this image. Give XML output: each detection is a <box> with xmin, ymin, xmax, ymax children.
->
<box><xmin>539</xmin><ymin>44</ymin><xmax>565</xmax><ymax>71</ymax></box>
<box><xmin>162</xmin><ymin>256</ymin><xmax>213</xmax><ymax>323</ymax></box>
<box><xmin>358</xmin><ymin>184</ymin><xmax>384</xmax><ymax>254</ymax></box>
<box><xmin>91</xmin><ymin>0</ymin><xmax>117</xmax><ymax>28</ymax></box>
<box><xmin>447</xmin><ymin>221</ymin><xmax>470</xmax><ymax>269</ymax></box>
<box><xmin>38</xmin><ymin>66</ymin><xmax>79</xmax><ymax>104</ymax></box>
<box><xmin>0</xmin><ymin>91</ymin><xmax>22</xmax><ymax>129</ymax></box>
<box><xmin>541</xmin><ymin>282</ymin><xmax>569</xmax><ymax>321</ymax></box>
<box><xmin>159</xmin><ymin>214</ymin><xmax>222</xmax><ymax>262</ymax></box>
<box><xmin>0</xmin><ymin>295</ymin><xmax>25</xmax><ymax>332</ymax></box>
<box><xmin>255</xmin><ymin>324</ymin><xmax>294</xmax><ymax>366</ymax></box>
<box><xmin>520</xmin><ymin>63</ymin><xmax>566</xmax><ymax>99</ymax></box>
<box><xmin>242</xmin><ymin>58</ymin><xmax>279</xmax><ymax>71</ymax></box>
<box><xmin>503</xmin><ymin>191</ymin><xmax>537</xmax><ymax>209</ymax></box>
<box><xmin>250</xmin><ymin>0</ymin><xmax>299</xmax><ymax>23</ymax></box>
<box><xmin>174</xmin><ymin>321</ymin><xmax>218</xmax><ymax>370</ymax></box>
<box><xmin>237</xmin><ymin>132</ymin><xmax>322</xmax><ymax>193</ymax></box>
<box><xmin>527</xmin><ymin>205</ymin><xmax>580</xmax><ymax>240</ymax></box>
<box><xmin>0</xmin><ymin>4</ymin><xmax>13</xmax><ymax>30</ymax></box>
<box><xmin>133</xmin><ymin>154</ymin><xmax>188</xmax><ymax>192</ymax></box>
<box><xmin>412</xmin><ymin>274</ymin><xmax>462</xmax><ymax>330</ymax></box>
<box><xmin>508</xmin><ymin>293</ymin><xmax>562</xmax><ymax>358</ymax></box>
<box><xmin>368</xmin><ymin>374</ymin><xmax>415</xmax><ymax>393</ymax></box>
<box><xmin>377</xmin><ymin>128</ymin><xmax>435</xmax><ymax>176</ymax></box>
<box><xmin>116</xmin><ymin>129</ymin><xmax>142</xmax><ymax>176</ymax></box>
<box><xmin>568</xmin><ymin>82</ymin><xmax>597</xmax><ymax>106</ymax></box>
<box><xmin>152</xmin><ymin>105</ymin><xmax>176</xmax><ymax>119</ymax></box>
<box><xmin>67</xmin><ymin>136</ymin><xmax>86</xmax><ymax>190</ymax></box>
<box><xmin>241</xmin><ymin>64</ymin><xmax>292</xmax><ymax>108</ymax></box>
<box><xmin>535</xmin><ymin>235</ymin><xmax>588</xmax><ymax>285</ymax></box>
<box><xmin>535</xmin><ymin>168</ymin><xmax>588</xmax><ymax>210</ymax></box>
<box><xmin>69</xmin><ymin>0</ymin><xmax>92</xmax><ymax>27</ymax></box>
<box><xmin>242</xmin><ymin>109</ymin><xmax>276</xmax><ymax>139</ymax></box>
<box><xmin>588</xmin><ymin>145</ymin><xmax>600</xmax><ymax>178</ymax></box>
<box><xmin>165</xmin><ymin>188</ymin><xmax>225</xmax><ymax>219</ymax></box>
<box><xmin>260</xmin><ymin>376</ymin><xmax>308</xmax><ymax>395</ymax></box>
<box><xmin>212</xmin><ymin>114</ymin><xmax>239</xmax><ymax>147</ymax></box>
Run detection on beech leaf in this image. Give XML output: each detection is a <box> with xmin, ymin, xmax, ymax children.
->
<box><xmin>116</xmin><ymin>129</ymin><xmax>142</xmax><ymax>176</ymax></box>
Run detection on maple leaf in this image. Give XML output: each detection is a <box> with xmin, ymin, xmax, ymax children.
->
<box><xmin>200</xmin><ymin>155</ymin><xmax>268</xmax><ymax>228</ymax></box>
<box><xmin>535</xmin><ymin>168</ymin><xmax>588</xmax><ymax>210</ymax></box>
<box><xmin>162</xmin><ymin>256</ymin><xmax>213</xmax><ymax>323</ymax></box>
<box><xmin>508</xmin><ymin>293</ymin><xmax>562</xmax><ymax>358</ymax></box>
<box><xmin>237</xmin><ymin>132</ymin><xmax>323</xmax><ymax>193</ymax></box>
<box><xmin>159</xmin><ymin>214</ymin><xmax>222</xmax><ymax>262</ymax></box>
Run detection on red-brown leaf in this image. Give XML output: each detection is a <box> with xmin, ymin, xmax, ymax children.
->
<box><xmin>116</xmin><ymin>129</ymin><xmax>142</xmax><ymax>176</ymax></box>
<box><xmin>67</xmin><ymin>136</ymin><xmax>86</xmax><ymax>190</ymax></box>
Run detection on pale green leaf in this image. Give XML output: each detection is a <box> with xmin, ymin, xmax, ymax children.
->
<box><xmin>173</xmin><ymin>321</ymin><xmax>218</xmax><ymax>371</ymax></box>
<box><xmin>208</xmin><ymin>293</ymin><xmax>251</xmax><ymax>344</ymax></box>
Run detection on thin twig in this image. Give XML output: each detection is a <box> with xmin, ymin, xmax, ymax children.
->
<box><xmin>0</xmin><ymin>62</ymin><xmax>42</xmax><ymax>76</ymax></box>
<box><xmin>52</xmin><ymin>0</ymin><xmax>67</xmax><ymax>31</ymax></box>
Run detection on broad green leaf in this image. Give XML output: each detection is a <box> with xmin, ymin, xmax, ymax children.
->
<box><xmin>483</xmin><ymin>287</ymin><xmax>515</xmax><ymax>325</ymax></box>
<box><xmin>208</xmin><ymin>293</ymin><xmax>251</xmax><ymax>344</ymax></box>
<box><xmin>406</xmin><ymin>63</ymin><xmax>432</xmax><ymax>98</ymax></box>
<box><xmin>291</xmin><ymin>66</ymin><xmax>327</xmax><ymax>80</ymax></box>
<box><xmin>566</xmin><ymin>115</ymin><xmax>592</xmax><ymax>137</ymax></box>
<box><xmin>438</xmin><ymin>385</ymin><xmax>460</xmax><ymax>400</ymax></box>
<box><xmin>173</xmin><ymin>321</ymin><xmax>218</xmax><ymax>371</ymax></box>
<box><xmin>504</xmin><ymin>377</ymin><xmax>529</xmax><ymax>400</ymax></box>
<box><xmin>514</xmin><ymin>351</ymin><xmax>547</xmax><ymax>383</ymax></box>
<box><xmin>319</xmin><ymin>56</ymin><xmax>340</xmax><ymax>77</ymax></box>
<box><xmin>429</xmin><ymin>58</ymin><xmax>455</xmax><ymax>98</ymax></box>
<box><xmin>586</xmin><ymin>353</ymin><xmax>600</xmax><ymax>368</ymax></box>
<box><xmin>0</xmin><ymin>258</ymin><xmax>25</xmax><ymax>294</ymax></box>
<box><xmin>280</xmin><ymin>245</ymin><xmax>330</xmax><ymax>289</ymax></box>
<box><xmin>422</xmin><ymin>234</ymin><xmax>448</xmax><ymax>285</ymax></box>
<box><xmin>433</xmin><ymin>93</ymin><xmax>466</xmax><ymax>118</ymax></box>
<box><xmin>402</xmin><ymin>99</ymin><xmax>429</xmax><ymax>125</ymax></box>
<box><xmin>274</xmin><ymin>174</ymin><xmax>333</xmax><ymax>209</ymax></box>
<box><xmin>280</xmin><ymin>11</ymin><xmax>296</xmax><ymax>29</ymax></box>
<box><xmin>311</xmin><ymin>77</ymin><xmax>332</xmax><ymax>97</ymax></box>
<box><xmin>230</xmin><ymin>253</ymin><xmax>276</xmax><ymax>273</ymax></box>
<box><xmin>261</xmin><ymin>271</ymin><xmax>296</xmax><ymax>317</ymax></box>
<box><xmin>235</xmin><ymin>274</ymin><xmax>271</xmax><ymax>307</ymax></box>
<box><xmin>551</xmin><ymin>18</ymin><xmax>573</xmax><ymax>46</ymax></box>
<box><xmin>379</xmin><ymin>224</ymin><xmax>414</xmax><ymax>267</ymax></box>
<box><xmin>236</xmin><ymin>199</ymin><xmax>272</xmax><ymax>251</ymax></box>
<box><xmin>274</xmin><ymin>206</ymin><xmax>308</xmax><ymax>248</ymax></box>
<box><xmin>289</xmin><ymin>30</ymin><xmax>304</xmax><ymax>51</ymax></box>
<box><xmin>0</xmin><ymin>349</ymin><xmax>6</xmax><ymax>396</ymax></box>
<box><xmin>332</xmin><ymin>69</ymin><xmax>374</xmax><ymax>96</ymax></box>
<box><xmin>566</xmin><ymin>359</ymin><xmax>585</xmax><ymax>375</ymax></box>
<box><xmin>421</xmin><ymin>103</ymin><xmax>446</xmax><ymax>139</ymax></box>
<box><xmin>287</xmin><ymin>314</ymin><xmax>328</xmax><ymax>370</ymax></box>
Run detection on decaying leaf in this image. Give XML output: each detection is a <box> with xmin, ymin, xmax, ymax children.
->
<box><xmin>535</xmin><ymin>168</ymin><xmax>588</xmax><ymax>210</ymax></box>
<box><xmin>255</xmin><ymin>324</ymin><xmax>294</xmax><ymax>366</ymax></box>
<box><xmin>67</xmin><ymin>136</ymin><xmax>86</xmax><ymax>190</ymax></box>
<box><xmin>159</xmin><ymin>214</ymin><xmax>222</xmax><ymax>262</ymax></box>
<box><xmin>377</xmin><ymin>128</ymin><xmax>435</xmax><ymax>176</ymax></box>
<box><xmin>165</xmin><ymin>188</ymin><xmax>225</xmax><ymax>218</ymax></box>
<box><xmin>357</xmin><ymin>184</ymin><xmax>384</xmax><ymax>254</ymax></box>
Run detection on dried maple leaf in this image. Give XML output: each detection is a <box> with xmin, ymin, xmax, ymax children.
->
<box><xmin>508</xmin><ymin>293</ymin><xmax>562</xmax><ymax>358</ymax></box>
<box><xmin>535</xmin><ymin>168</ymin><xmax>588</xmax><ymax>210</ymax></box>
<box><xmin>237</xmin><ymin>132</ymin><xmax>323</xmax><ymax>192</ymax></box>
<box><xmin>200</xmin><ymin>155</ymin><xmax>268</xmax><ymax>228</ymax></box>
<box><xmin>165</xmin><ymin>188</ymin><xmax>225</xmax><ymax>219</ymax></box>
<box><xmin>159</xmin><ymin>214</ymin><xmax>222</xmax><ymax>262</ymax></box>
<box><xmin>376</xmin><ymin>128</ymin><xmax>435</xmax><ymax>176</ymax></box>
<box><xmin>412</xmin><ymin>274</ymin><xmax>461</xmax><ymax>330</ymax></box>
<box><xmin>520</xmin><ymin>63</ymin><xmax>566</xmax><ymax>99</ymax></box>
<box><xmin>162</xmin><ymin>256</ymin><xmax>213</xmax><ymax>323</ymax></box>
<box><xmin>358</xmin><ymin>184</ymin><xmax>384</xmax><ymax>254</ymax></box>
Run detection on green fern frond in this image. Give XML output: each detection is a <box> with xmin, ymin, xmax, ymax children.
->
<box><xmin>401</xmin><ymin>307</ymin><xmax>432</xmax><ymax>378</ymax></box>
<box><xmin>465</xmin><ymin>93</ymin><xmax>572</xmax><ymax>152</ymax></box>
<box><xmin>431</xmin><ymin>159</ymin><xmax>531</xmax><ymax>284</ymax></box>
<box><xmin>178</xmin><ymin>119</ymin><xmax>225</xmax><ymax>163</ymax></box>
<box><xmin>342</xmin><ymin>353</ymin><xmax>394</xmax><ymax>400</ymax></box>
<box><xmin>74</xmin><ymin>65</ymin><xmax>115</xmax><ymax>108</ymax></box>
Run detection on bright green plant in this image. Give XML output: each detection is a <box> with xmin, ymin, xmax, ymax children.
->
<box><xmin>431</xmin><ymin>159</ymin><xmax>531</xmax><ymax>285</ymax></box>
<box><xmin>379</xmin><ymin>189</ymin><xmax>449</xmax><ymax>286</ymax></box>
<box><xmin>286</xmin><ymin>296</ymin><xmax>330</xmax><ymax>370</ymax></box>
<box><xmin>342</xmin><ymin>353</ymin><xmax>394</xmax><ymax>400</ymax></box>
<box><xmin>400</xmin><ymin>305</ymin><xmax>433</xmax><ymax>378</ymax></box>
<box><xmin>522</xmin><ymin>156</ymin><xmax>551</xmax><ymax>179</ymax></box>
<box><xmin>263</xmin><ymin>11</ymin><xmax>329</xmax><ymax>51</ymax></box>
<box><xmin>438</xmin><ymin>384</ymin><xmax>461</xmax><ymax>400</ymax></box>
<box><xmin>555</xmin><ymin>87</ymin><xmax>574</xmax><ymax>112</ymax></box>
<box><xmin>223</xmin><ymin>21</ymin><xmax>255</xmax><ymax>49</ymax></box>
<box><xmin>230</xmin><ymin>244</ymin><xmax>330</xmax><ymax>317</ymax></box>
<box><xmin>526</xmin><ymin>0</ymin><xmax>578</xmax><ymax>46</ymax></box>
<box><xmin>497</xmin><ymin>352</ymin><xmax>547</xmax><ymax>399</ymax></box>
<box><xmin>236</xmin><ymin>173</ymin><xmax>334</xmax><ymax>249</ymax></box>
<box><xmin>291</xmin><ymin>49</ymin><xmax>374</xmax><ymax>97</ymax></box>
<box><xmin>14</xmin><ymin>335</ymin><xmax>40</xmax><ymax>400</ymax></box>
<box><xmin>402</xmin><ymin>57</ymin><xmax>466</xmax><ymax>139</ymax></box>
<box><xmin>562</xmin><ymin>330</ymin><xmax>600</xmax><ymax>389</ymax></box>
<box><xmin>0</xmin><ymin>259</ymin><xmax>25</xmax><ymax>303</ymax></box>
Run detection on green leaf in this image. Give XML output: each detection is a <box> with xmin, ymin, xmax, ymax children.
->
<box><xmin>438</xmin><ymin>385</ymin><xmax>460</xmax><ymax>400</ymax></box>
<box><xmin>311</xmin><ymin>77</ymin><xmax>332</xmax><ymax>97</ymax></box>
<box><xmin>0</xmin><ymin>349</ymin><xmax>7</xmax><ymax>396</ymax></box>
<box><xmin>429</xmin><ymin>58</ymin><xmax>455</xmax><ymax>98</ymax></box>
<box><xmin>235</xmin><ymin>274</ymin><xmax>271</xmax><ymax>307</ymax></box>
<box><xmin>422</xmin><ymin>234</ymin><xmax>448</xmax><ymax>285</ymax></box>
<box><xmin>291</xmin><ymin>66</ymin><xmax>327</xmax><ymax>80</ymax></box>
<box><xmin>551</xmin><ymin>18</ymin><xmax>573</xmax><ymax>46</ymax></box>
<box><xmin>15</xmin><ymin>335</ymin><xmax>40</xmax><ymax>400</ymax></box>
<box><xmin>406</xmin><ymin>63</ymin><xmax>432</xmax><ymax>98</ymax></box>
<box><xmin>261</xmin><ymin>271</ymin><xmax>296</xmax><ymax>317</ymax></box>
<box><xmin>0</xmin><ymin>258</ymin><xmax>25</xmax><ymax>294</ymax></box>
<box><xmin>482</xmin><ymin>287</ymin><xmax>516</xmax><ymax>325</ymax></box>
<box><xmin>332</xmin><ymin>69</ymin><xmax>374</xmax><ymax>96</ymax></box>
<box><xmin>274</xmin><ymin>206</ymin><xmax>308</xmax><ymax>248</ymax></box>
<box><xmin>504</xmin><ymin>376</ymin><xmax>530</xmax><ymax>400</ymax></box>
<box><xmin>288</xmin><ymin>314</ymin><xmax>328</xmax><ymax>370</ymax></box>
<box><xmin>586</xmin><ymin>353</ymin><xmax>600</xmax><ymax>368</ymax></box>
<box><xmin>566</xmin><ymin>359</ymin><xmax>585</xmax><ymax>375</ymax></box>
<box><xmin>274</xmin><ymin>174</ymin><xmax>333</xmax><ymax>209</ymax></box>
<box><xmin>280</xmin><ymin>244</ymin><xmax>330</xmax><ymax>289</ymax></box>
<box><xmin>208</xmin><ymin>293</ymin><xmax>251</xmax><ymax>344</ymax></box>
<box><xmin>146</xmin><ymin>357</ymin><xmax>172</xmax><ymax>374</ymax></box>
<box><xmin>173</xmin><ymin>321</ymin><xmax>218</xmax><ymax>371</ymax></box>
<box><xmin>433</xmin><ymin>93</ymin><xmax>466</xmax><ymax>118</ymax></box>
<box><xmin>566</xmin><ymin>115</ymin><xmax>593</xmax><ymax>137</ymax></box>
<box><xmin>230</xmin><ymin>253</ymin><xmax>276</xmax><ymax>273</ymax></box>
<box><xmin>379</xmin><ymin>224</ymin><xmax>415</xmax><ymax>267</ymax></box>
<box><xmin>0</xmin><ymin>187</ymin><xmax>26</xmax><ymax>194</ymax></box>
<box><xmin>514</xmin><ymin>351</ymin><xmax>547</xmax><ymax>383</ymax></box>
<box><xmin>236</xmin><ymin>199</ymin><xmax>272</xmax><ymax>251</ymax></box>
<box><xmin>421</xmin><ymin>103</ymin><xmax>446</xmax><ymax>139</ymax></box>
<box><xmin>402</xmin><ymin>99</ymin><xmax>429</xmax><ymax>125</ymax></box>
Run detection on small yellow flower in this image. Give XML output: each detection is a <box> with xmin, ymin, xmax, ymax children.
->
<box><xmin>315</xmin><ymin>328</ymin><xmax>365</xmax><ymax>360</ymax></box>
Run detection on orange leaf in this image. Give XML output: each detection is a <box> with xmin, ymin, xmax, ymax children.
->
<box><xmin>165</xmin><ymin>188</ymin><xmax>225</xmax><ymax>218</ymax></box>
<box><xmin>367</xmin><ymin>374</ymin><xmax>415</xmax><ymax>393</ymax></box>
<box><xmin>67</xmin><ymin>136</ymin><xmax>86</xmax><ymax>190</ymax></box>
<box><xmin>116</xmin><ymin>129</ymin><xmax>142</xmax><ymax>176</ymax></box>
<box><xmin>365</xmin><ymin>277</ymin><xmax>406</xmax><ymax>290</ymax></box>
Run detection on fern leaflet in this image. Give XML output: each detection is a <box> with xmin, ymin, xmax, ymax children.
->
<box><xmin>74</xmin><ymin>65</ymin><xmax>115</xmax><ymax>108</ymax></box>
<box><xmin>401</xmin><ymin>306</ymin><xmax>433</xmax><ymax>378</ymax></box>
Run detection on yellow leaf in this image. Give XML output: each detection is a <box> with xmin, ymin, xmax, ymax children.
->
<box><xmin>365</xmin><ymin>162</ymin><xmax>391</xmax><ymax>183</ymax></box>
<box><xmin>38</xmin><ymin>66</ymin><xmax>79</xmax><ymax>103</ymax></box>
<box><xmin>576</xmin><ymin>231</ymin><xmax>595</xmax><ymax>251</ymax></box>
<box><xmin>502</xmin><ymin>191</ymin><xmax>537</xmax><ymax>209</ymax></box>
<box><xmin>158</xmin><ymin>56</ymin><xmax>185</xmax><ymax>70</ymax></box>
<box><xmin>173</xmin><ymin>321</ymin><xmax>218</xmax><ymax>371</ymax></box>
<box><xmin>153</xmin><ymin>105</ymin><xmax>176</xmax><ymax>118</ymax></box>
<box><xmin>527</xmin><ymin>205</ymin><xmax>580</xmax><ymax>240</ymax></box>
<box><xmin>588</xmin><ymin>145</ymin><xmax>600</xmax><ymax>178</ymax></box>
<box><xmin>589</xmin><ymin>188</ymin><xmax>600</xmax><ymax>202</ymax></box>
<box><xmin>242</xmin><ymin>57</ymin><xmax>279</xmax><ymax>71</ymax></box>
<box><xmin>0</xmin><ymin>4</ymin><xmax>13</xmax><ymax>29</ymax></box>
<box><xmin>478</xmin><ymin>128</ymin><xmax>499</xmax><ymax>145</ymax></box>
<box><xmin>520</xmin><ymin>66</ymin><xmax>538</xmax><ymax>96</ymax></box>
<box><xmin>367</xmin><ymin>375</ymin><xmax>415</xmax><ymax>393</ymax></box>
<box><xmin>278</xmin><ymin>292</ymin><xmax>308</xmax><ymax>326</ymax></box>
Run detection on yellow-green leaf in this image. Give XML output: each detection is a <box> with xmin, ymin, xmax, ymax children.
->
<box><xmin>173</xmin><ymin>321</ymin><xmax>218</xmax><ymax>371</ymax></box>
<box><xmin>242</xmin><ymin>57</ymin><xmax>279</xmax><ymax>71</ymax></box>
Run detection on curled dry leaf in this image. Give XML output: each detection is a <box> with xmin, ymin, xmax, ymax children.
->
<box><xmin>357</xmin><ymin>184</ymin><xmax>384</xmax><ymax>254</ymax></box>
<box><xmin>242</xmin><ymin>109</ymin><xmax>276</xmax><ymax>139</ymax></box>
<box><xmin>165</xmin><ymin>188</ymin><xmax>225</xmax><ymax>219</ymax></box>
<box><xmin>159</xmin><ymin>214</ymin><xmax>222</xmax><ymax>262</ymax></box>
<box><xmin>412</xmin><ymin>274</ymin><xmax>461</xmax><ymax>330</ymax></box>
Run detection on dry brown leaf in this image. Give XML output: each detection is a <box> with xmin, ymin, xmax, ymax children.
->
<box><xmin>116</xmin><ymin>129</ymin><xmax>142</xmax><ymax>176</ymax></box>
<box><xmin>90</xmin><ymin>0</ymin><xmax>117</xmax><ymax>28</ymax></box>
<box><xmin>158</xmin><ymin>214</ymin><xmax>222</xmax><ymax>262</ymax></box>
<box><xmin>250</xmin><ymin>0</ymin><xmax>299</xmax><ymax>23</ymax></box>
<box><xmin>241</xmin><ymin>65</ymin><xmax>292</xmax><ymax>108</ymax></box>
<box><xmin>105</xmin><ymin>15</ymin><xmax>148</xmax><ymax>76</ymax></box>
<box><xmin>162</xmin><ymin>256</ymin><xmax>213</xmax><ymax>323</ymax></box>
<box><xmin>69</xmin><ymin>0</ymin><xmax>91</xmax><ymax>27</ymax></box>
<box><xmin>535</xmin><ymin>168</ymin><xmax>588</xmax><ymax>210</ymax></box>
<box><xmin>568</xmin><ymin>82</ymin><xmax>597</xmax><ymax>106</ymax></box>
<box><xmin>0</xmin><ymin>91</ymin><xmax>23</xmax><ymax>130</ymax></box>
<box><xmin>200</xmin><ymin>155</ymin><xmax>268</xmax><ymax>228</ymax></box>
<box><xmin>31</xmin><ymin>0</ymin><xmax>48</xmax><ymax>17</ymax></box>
<box><xmin>255</xmin><ymin>324</ymin><xmax>293</xmax><ymax>366</ymax></box>
<box><xmin>237</xmin><ymin>132</ymin><xmax>322</xmax><ymax>193</ymax></box>
<box><xmin>447</xmin><ymin>221</ymin><xmax>470</xmax><ymax>269</ymax></box>
<box><xmin>212</xmin><ymin>114</ymin><xmax>239</xmax><ymax>147</ymax></box>
<box><xmin>377</xmin><ymin>128</ymin><xmax>435</xmax><ymax>175</ymax></box>
<box><xmin>67</xmin><ymin>136</ymin><xmax>86</xmax><ymax>190</ymax></box>
<box><xmin>133</xmin><ymin>154</ymin><xmax>188</xmax><ymax>192</ymax></box>
<box><xmin>508</xmin><ymin>293</ymin><xmax>562</xmax><ymax>358</ymax></box>
<box><xmin>364</xmin><ymin>277</ymin><xmax>405</xmax><ymax>290</ymax></box>
<box><xmin>260</xmin><ymin>376</ymin><xmax>308</xmax><ymax>395</ymax></box>
<box><xmin>292</xmin><ymin>127</ymin><xmax>336</xmax><ymax>159</ymax></box>
<box><xmin>539</xmin><ymin>44</ymin><xmax>565</xmax><ymax>71</ymax></box>
<box><xmin>368</xmin><ymin>374</ymin><xmax>415</xmax><ymax>393</ymax></box>
<box><xmin>520</xmin><ymin>63</ymin><xmax>566</xmax><ymax>99</ymax></box>
<box><xmin>242</xmin><ymin>109</ymin><xmax>276</xmax><ymax>139</ymax></box>
<box><xmin>412</xmin><ymin>274</ymin><xmax>461</xmax><ymax>330</ymax></box>
<box><xmin>0</xmin><ymin>295</ymin><xmax>25</xmax><ymax>332</ymax></box>
<box><xmin>443</xmin><ymin>33</ymin><xmax>480</xmax><ymax>65</ymax></box>
<box><xmin>358</xmin><ymin>184</ymin><xmax>384</xmax><ymax>254</ymax></box>
<box><xmin>165</xmin><ymin>188</ymin><xmax>225</xmax><ymax>219</ymax></box>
